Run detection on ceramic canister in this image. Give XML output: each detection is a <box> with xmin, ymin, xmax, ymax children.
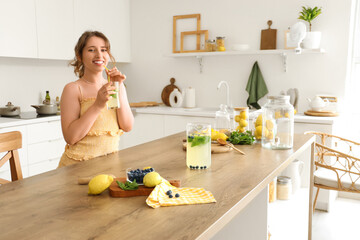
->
<box><xmin>184</xmin><ymin>87</ymin><xmax>195</xmax><ymax>108</ymax></box>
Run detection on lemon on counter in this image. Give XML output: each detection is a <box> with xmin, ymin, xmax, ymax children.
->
<box><xmin>88</xmin><ymin>174</ymin><xmax>114</xmax><ymax>195</ymax></box>
<box><xmin>217</xmin><ymin>132</ymin><xmax>228</xmax><ymax>141</ymax></box>
<box><xmin>143</xmin><ymin>172</ymin><xmax>162</xmax><ymax>187</ymax></box>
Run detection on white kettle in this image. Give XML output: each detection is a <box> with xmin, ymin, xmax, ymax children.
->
<box><xmin>307</xmin><ymin>96</ymin><xmax>329</xmax><ymax>111</ymax></box>
<box><xmin>169</xmin><ymin>87</ymin><xmax>196</xmax><ymax>108</ymax></box>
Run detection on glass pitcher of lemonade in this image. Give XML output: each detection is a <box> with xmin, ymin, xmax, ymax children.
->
<box><xmin>186</xmin><ymin>123</ymin><xmax>211</xmax><ymax>170</ymax></box>
<box><xmin>107</xmin><ymin>81</ymin><xmax>120</xmax><ymax>109</ymax></box>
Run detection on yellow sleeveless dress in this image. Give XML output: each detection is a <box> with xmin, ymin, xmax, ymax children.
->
<box><xmin>58</xmin><ymin>85</ymin><xmax>123</xmax><ymax>168</ymax></box>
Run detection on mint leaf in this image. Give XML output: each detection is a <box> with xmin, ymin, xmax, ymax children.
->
<box><xmin>190</xmin><ymin>136</ymin><xmax>210</xmax><ymax>147</ymax></box>
<box><xmin>117</xmin><ymin>180</ymin><xmax>139</xmax><ymax>190</ymax></box>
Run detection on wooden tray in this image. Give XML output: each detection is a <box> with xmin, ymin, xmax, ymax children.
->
<box><xmin>182</xmin><ymin>142</ymin><xmax>232</xmax><ymax>153</ymax></box>
<box><xmin>304</xmin><ymin>110</ymin><xmax>339</xmax><ymax>117</ymax></box>
<box><xmin>109</xmin><ymin>177</ymin><xmax>181</xmax><ymax>198</ymax></box>
<box><xmin>129</xmin><ymin>102</ymin><xmax>161</xmax><ymax>108</ymax></box>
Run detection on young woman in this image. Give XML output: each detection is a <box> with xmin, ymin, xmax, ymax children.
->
<box><xmin>58</xmin><ymin>31</ymin><xmax>134</xmax><ymax>167</ymax></box>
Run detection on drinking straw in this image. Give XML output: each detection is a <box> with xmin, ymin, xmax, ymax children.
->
<box><xmin>103</xmin><ymin>65</ymin><xmax>111</xmax><ymax>83</ymax></box>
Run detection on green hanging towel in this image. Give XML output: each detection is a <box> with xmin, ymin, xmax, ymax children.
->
<box><xmin>245</xmin><ymin>61</ymin><xmax>269</xmax><ymax>109</ymax></box>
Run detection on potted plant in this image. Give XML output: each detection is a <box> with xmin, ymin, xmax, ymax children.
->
<box><xmin>298</xmin><ymin>6</ymin><xmax>322</xmax><ymax>49</ymax></box>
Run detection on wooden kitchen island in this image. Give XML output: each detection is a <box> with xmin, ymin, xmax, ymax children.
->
<box><xmin>0</xmin><ymin>133</ymin><xmax>315</xmax><ymax>240</ymax></box>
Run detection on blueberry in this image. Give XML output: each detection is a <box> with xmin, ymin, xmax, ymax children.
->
<box><xmin>204</xmin><ymin>166</ymin><xmax>207</xmax><ymax>169</ymax></box>
<box><xmin>169</xmin><ymin>195</ymin><xmax>173</xmax><ymax>198</ymax></box>
<box><xmin>166</xmin><ymin>190</ymin><xmax>172</xmax><ymax>195</ymax></box>
<box><xmin>175</xmin><ymin>193</ymin><xmax>180</xmax><ymax>198</ymax></box>
<box><xmin>200</xmin><ymin>166</ymin><xmax>203</xmax><ymax>169</ymax></box>
<box><xmin>190</xmin><ymin>166</ymin><xmax>193</xmax><ymax>169</ymax></box>
<box><xmin>196</xmin><ymin>166</ymin><xmax>199</xmax><ymax>169</ymax></box>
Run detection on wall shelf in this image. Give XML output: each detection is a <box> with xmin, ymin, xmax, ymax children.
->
<box><xmin>166</xmin><ymin>48</ymin><xmax>326</xmax><ymax>73</ymax></box>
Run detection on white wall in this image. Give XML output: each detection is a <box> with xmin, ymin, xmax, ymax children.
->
<box><xmin>122</xmin><ymin>0</ymin><xmax>353</xmax><ymax>113</ymax></box>
<box><xmin>0</xmin><ymin>0</ymin><xmax>353</xmax><ymax>113</ymax></box>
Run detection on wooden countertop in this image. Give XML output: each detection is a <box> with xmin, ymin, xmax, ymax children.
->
<box><xmin>0</xmin><ymin>133</ymin><xmax>314</xmax><ymax>240</ymax></box>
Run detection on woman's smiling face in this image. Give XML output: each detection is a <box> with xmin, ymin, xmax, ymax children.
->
<box><xmin>82</xmin><ymin>36</ymin><xmax>109</xmax><ymax>73</ymax></box>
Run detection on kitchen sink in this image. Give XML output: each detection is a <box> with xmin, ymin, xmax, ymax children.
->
<box><xmin>183</xmin><ymin>107</ymin><xmax>219</xmax><ymax>112</ymax></box>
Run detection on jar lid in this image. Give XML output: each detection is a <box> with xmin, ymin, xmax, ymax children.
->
<box><xmin>233</xmin><ymin>107</ymin><xmax>249</xmax><ymax>111</ymax></box>
<box><xmin>267</xmin><ymin>95</ymin><xmax>290</xmax><ymax>100</ymax></box>
<box><xmin>206</xmin><ymin>39</ymin><xmax>215</xmax><ymax>43</ymax></box>
<box><xmin>216</xmin><ymin>36</ymin><xmax>225</xmax><ymax>39</ymax></box>
<box><xmin>277</xmin><ymin>176</ymin><xmax>291</xmax><ymax>184</ymax></box>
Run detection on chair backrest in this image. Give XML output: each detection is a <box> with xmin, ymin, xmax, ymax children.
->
<box><xmin>0</xmin><ymin>131</ymin><xmax>23</xmax><ymax>184</ymax></box>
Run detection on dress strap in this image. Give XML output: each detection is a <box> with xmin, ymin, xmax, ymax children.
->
<box><xmin>76</xmin><ymin>82</ymin><xmax>83</xmax><ymax>102</ymax></box>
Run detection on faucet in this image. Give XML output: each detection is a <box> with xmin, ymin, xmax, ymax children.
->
<box><xmin>217</xmin><ymin>81</ymin><xmax>231</xmax><ymax>107</ymax></box>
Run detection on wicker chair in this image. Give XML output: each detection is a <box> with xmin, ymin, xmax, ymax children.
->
<box><xmin>305</xmin><ymin>131</ymin><xmax>360</xmax><ymax>212</ymax></box>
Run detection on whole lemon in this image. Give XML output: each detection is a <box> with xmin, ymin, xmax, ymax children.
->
<box><xmin>266</xmin><ymin>130</ymin><xmax>274</xmax><ymax>140</ymax></box>
<box><xmin>255</xmin><ymin>126</ymin><xmax>263</xmax><ymax>139</ymax></box>
<box><xmin>236</xmin><ymin>125</ymin><xmax>245</xmax><ymax>133</ymax></box>
<box><xmin>240</xmin><ymin>111</ymin><xmax>248</xmax><ymax>120</ymax></box>
<box><xmin>265</xmin><ymin>120</ymin><xmax>274</xmax><ymax>131</ymax></box>
<box><xmin>217</xmin><ymin>132</ymin><xmax>228</xmax><ymax>141</ymax></box>
<box><xmin>239</xmin><ymin>119</ymin><xmax>248</xmax><ymax>128</ymax></box>
<box><xmin>143</xmin><ymin>172</ymin><xmax>162</xmax><ymax>187</ymax></box>
<box><xmin>211</xmin><ymin>130</ymin><xmax>219</xmax><ymax>141</ymax></box>
<box><xmin>255</xmin><ymin>114</ymin><xmax>263</xmax><ymax>127</ymax></box>
<box><xmin>88</xmin><ymin>174</ymin><xmax>114</xmax><ymax>195</ymax></box>
<box><xmin>235</xmin><ymin>115</ymin><xmax>241</xmax><ymax>122</ymax></box>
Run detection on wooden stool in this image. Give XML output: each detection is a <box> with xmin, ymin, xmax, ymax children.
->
<box><xmin>0</xmin><ymin>131</ymin><xmax>23</xmax><ymax>184</ymax></box>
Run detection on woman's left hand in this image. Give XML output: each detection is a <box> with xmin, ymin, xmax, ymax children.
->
<box><xmin>105</xmin><ymin>67</ymin><xmax>126</xmax><ymax>83</ymax></box>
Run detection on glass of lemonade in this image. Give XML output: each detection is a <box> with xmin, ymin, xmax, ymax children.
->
<box><xmin>107</xmin><ymin>81</ymin><xmax>120</xmax><ymax>109</ymax></box>
<box><xmin>186</xmin><ymin>123</ymin><xmax>211</xmax><ymax>170</ymax></box>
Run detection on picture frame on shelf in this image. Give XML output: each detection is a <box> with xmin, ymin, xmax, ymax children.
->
<box><xmin>173</xmin><ymin>14</ymin><xmax>201</xmax><ymax>53</ymax></box>
<box><xmin>180</xmin><ymin>30</ymin><xmax>209</xmax><ymax>53</ymax></box>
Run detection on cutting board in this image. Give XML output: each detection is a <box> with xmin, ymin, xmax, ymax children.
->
<box><xmin>109</xmin><ymin>177</ymin><xmax>181</xmax><ymax>197</ymax></box>
<box><xmin>304</xmin><ymin>110</ymin><xmax>339</xmax><ymax>117</ymax></box>
<box><xmin>130</xmin><ymin>102</ymin><xmax>161</xmax><ymax>107</ymax></box>
<box><xmin>260</xmin><ymin>20</ymin><xmax>277</xmax><ymax>50</ymax></box>
<box><xmin>182</xmin><ymin>142</ymin><xmax>232</xmax><ymax>153</ymax></box>
<box><xmin>161</xmin><ymin>78</ymin><xmax>180</xmax><ymax>106</ymax></box>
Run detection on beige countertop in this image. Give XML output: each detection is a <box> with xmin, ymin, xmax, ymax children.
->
<box><xmin>0</xmin><ymin>132</ymin><xmax>315</xmax><ymax>239</ymax></box>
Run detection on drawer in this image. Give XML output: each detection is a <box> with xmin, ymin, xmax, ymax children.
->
<box><xmin>28</xmin><ymin>138</ymin><xmax>65</xmax><ymax>165</ymax></box>
<box><xmin>28</xmin><ymin>158</ymin><xmax>59</xmax><ymax>177</ymax></box>
<box><xmin>27</xmin><ymin>121</ymin><xmax>63</xmax><ymax>144</ymax></box>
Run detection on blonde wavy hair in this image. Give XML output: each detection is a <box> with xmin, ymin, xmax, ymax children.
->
<box><xmin>70</xmin><ymin>31</ymin><xmax>116</xmax><ymax>78</ymax></box>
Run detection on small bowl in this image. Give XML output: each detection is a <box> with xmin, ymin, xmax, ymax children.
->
<box><xmin>232</xmin><ymin>44</ymin><xmax>250</xmax><ymax>51</ymax></box>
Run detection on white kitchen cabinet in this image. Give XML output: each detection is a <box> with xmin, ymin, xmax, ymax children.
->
<box><xmin>74</xmin><ymin>0</ymin><xmax>131</xmax><ymax>62</ymax></box>
<box><xmin>27</xmin><ymin>121</ymin><xmax>65</xmax><ymax>175</ymax></box>
<box><xmin>0</xmin><ymin>119</ymin><xmax>65</xmax><ymax>180</ymax></box>
<box><xmin>120</xmin><ymin>113</ymin><xmax>214</xmax><ymax>150</ymax></box>
<box><xmin>0</xmin><ymin>0</ymin><xmax>38</xmax><ymax>58</ymax></box>
<box><xmin>35</xmin><ymin>0</ymin><xmax>75</xmax><ymax>60</ymax></box>
<box><xmin>120</xmin><ymin>113</ymin><xmax>164</xmax><ymax>149</ymax></box>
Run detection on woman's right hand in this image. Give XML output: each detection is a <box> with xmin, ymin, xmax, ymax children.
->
<box><xmin>94</xmin><ymin>82</ymin><xmax>116</xmax><ymax>109</ymax></box>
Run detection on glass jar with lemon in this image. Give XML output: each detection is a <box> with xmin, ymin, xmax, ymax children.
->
<box><xmin>234</xmin><ymin>107</ymin><xmax>249</xmax><ymax>133</ymax></box>
<box><xmin>261</xmin><ymin>96</ymin><xmax>294</xmax><ymax>149</ymax></box>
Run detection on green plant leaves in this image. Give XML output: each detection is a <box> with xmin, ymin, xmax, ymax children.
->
<box><xmin>298</xmin><ymin>6</ymin><xmax>322</xmax><ymax>31</ymax></box>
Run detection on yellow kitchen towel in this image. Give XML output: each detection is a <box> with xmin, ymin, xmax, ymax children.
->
<box><xmin>146</xmin><ymin>180</ymin><xmax>216</xmax><ymax>208</ymax></box>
